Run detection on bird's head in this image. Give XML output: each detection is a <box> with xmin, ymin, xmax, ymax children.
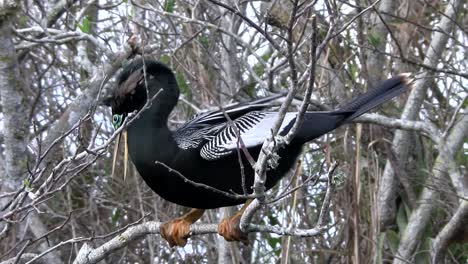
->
<box><xmin>103</xmin><ymin>58</ymin><xmax>180</xmax><ymax>178</ymax></box>
<box><xmin>104</xmin><ymin>58</ymin><xmax>180</xmax><ymax>130</ymax></box>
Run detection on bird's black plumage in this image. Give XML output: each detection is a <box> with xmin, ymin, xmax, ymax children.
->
<box><xmin>107</xmin><ymin>58</ymin><xmax>409</xmax><ymax>209</ymax></box>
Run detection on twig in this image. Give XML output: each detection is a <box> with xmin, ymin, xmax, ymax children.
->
<box><xmin>267</xmin><ymin>160</ymin><xmax>325</xmax><ymax>204</ymax></box>
<box><xmin>316</xmin><ymin>163</ymin><xmax>337</xmax><ymax>226</ymax></box>
<box><xmin>355</xmin><ymin>113</ymin><xmax>441</xmax><ymax>143</ymax></box>
<box><xmin>328</xmin><ymin>0</ymin><xmax>382</xmax><ymax>40</ymax></box>
<box><xmin>154</xmin><ymin>161</ymin><xmax>257</xmax><ymax>200</ymax></box>
<box><xmin>204</xmin><ymin>0</ymin><xmax>284</xmax><ymax>54</ymax></box>
<box><xmin>284</xmin><ymin>16</ymin><xmax>317</xmax><ymax>144</ymax></box>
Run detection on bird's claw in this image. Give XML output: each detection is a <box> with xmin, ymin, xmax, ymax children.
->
<box><xmin>218</xmin><ymin>214</ymin><xmax>249</xmax><ymax>245</ymax></box>
<box><xmin>160</xmin><ymin>218</ymin><xmax>191</xmax><ymax>247</ymax></box>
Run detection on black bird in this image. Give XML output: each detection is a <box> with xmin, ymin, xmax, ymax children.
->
<box><xmin>105</xmin><ymin>58</ymin><xmax>410</xmax><ymax>247</ymax></box>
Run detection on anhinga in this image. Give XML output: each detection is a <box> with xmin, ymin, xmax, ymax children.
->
<box><xmin>105</xmin><ymin>58</ymin><xmax>410</xmax><ymax>247</ymax></box>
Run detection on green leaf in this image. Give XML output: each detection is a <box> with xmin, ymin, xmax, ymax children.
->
<box><xmin>77</xmin><ymin>17</ymin><xmax>90</xmax><ymax>33</ymax></box>
<box><xmin>367</xmin><ymin>33</ymin><xmax>381</xmax><ymax>48</ymax></box>
<box><xmin>266</xmin><ymin>235</ymin><xmax>282</xmax><ymax>257</ymax></box>
<box><xmin>18</xmin><ymin>15</ymin><xmax>28</xmax><ymax>27</ymax></box>
<box><xmin>267</xmin><ymin>213</ymin><xmax>279</xmax><ymax>225</ymax></box>
<box><xmin>404</xmin><ymin>202</ymin><xmax>411</xmax><ymax>221</ymax></box>
<box><xmin>376</xmin><ymin>232</ymin><xmax>385</xmax><ymax>263</ymax></box>
<box><xmin>386</xmin><ymin>230</ymin><xmax>400</xmax><ymax>254</ymax></box>
<box><xmin>160</xmin><ymin>55</ymin><xmax>170</xmax><ymax>65</ymax></box>
<box><xmin>448</xmin><ymin>242</ymin><xmax>468</xmax><ymax>263</ymax></box>
<box><xmin>164</xmin><ymin>0</ymin><xmax>175</xmax><ymax>13</ymax></box>
<box><xmin>253</xmin><ymin>63</ymin><xmax>265</xmax><ymax>77</ymax></box>
<box><xmin>396</xmin><ymin>203</ymin><xmax>408</xmax><ymax>232</ymax></box>
<box><xmin>176</xmin><ymin>72</ymin><xmax>190</xmax><ymax>97</ymax></box>
<box><xmin>456</xmin><ymin>146</ymin><xmax>468</xmax><ymax>165</ymax></box>
<box><xmin>111</xmin><ymin>208</ymin><xmax>121</xmax><ymax>226</ymax></box>
<box><xmin>23</xmin><ymin>178</ymin><xmax>31</xmax><ymax>190</ymax></box>
<box><xmin>318</xmin><ymin>28</ymin><xmax>327</xmax><ymax>40</ymax></box>
<box><xmin>242</xmin><ymin>82</ymin><xmax>256</xmax><ymax>97</ymax></box>
<box><xmin>414</xmin><ymin>237</ymin><xmax>431</xmax><ymax>264</ymax></box>
<box><xmin>345</xmin><ymin>30</ymin><xmax>351</xmax><ymax>41</ymax></box>
<box><xmin>261</xmin><ymin>50</ymin><xmax>272</xmax><ymax>62</ymax></box>
<box><xmin>267</xmin><ymin>236</ymin><xmax>281</xmax><ymax>250</ymax></box>
<box><xmin>349</xmin><ymin>61</ymin><xmax>357</xmax><ymax>80</ymax></box>
<box><xmin>253</xmin><ymin>50</ymin><xmax>272</xmax><ymax>76</ymax></box>
<box><xmin>199</xmin><ymin>35</ymin><xmax>210</xmax><ymax>48</ymax></box>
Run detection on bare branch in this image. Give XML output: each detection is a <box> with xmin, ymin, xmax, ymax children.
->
<box><xmin>431</xmin><ymin>200</ymin><xmax>468</xmax><ymax>263</ymax></box>
<box><xmin>378</xmin><ymin>0</ymin><xmax>464</xmax><ymax>228</ymax></box>
<box><xmin>72</xmin><ymin>218</ymin><xmax>330</xmax><ymax>264</ymax></box>
<box><xmin>394</xmin><ymin>108</ymin><xmax>468</xmax><ymax>263</ymax></box>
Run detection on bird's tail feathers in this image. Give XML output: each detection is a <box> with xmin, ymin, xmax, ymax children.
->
<box><xmin>336</xmin><ymin>73</ymin><xmax>412</xmax><ymax>124</ymax></box>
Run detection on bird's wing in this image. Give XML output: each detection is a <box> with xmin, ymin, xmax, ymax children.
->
<box><xmin>199</xmin><ymin>111</ymin><xmax>297</xmax><ymax>160</ymax></box>
<box><xmin>173</xmin><ymin>123</ymin><xmax>223</xmax><ymax>150</ymax></box>
<box><xmin>184</xmin><ymin>93</ymin><xmax>285</xmax><ymax>126</ymax></box>
<box><xmin>173</xmin><ymin>93</ymin><xmax>293</xmax><ymax>159</ymax></box>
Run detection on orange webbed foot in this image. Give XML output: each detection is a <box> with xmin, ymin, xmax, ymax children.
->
<box><xmin>160</xmin><ymin>218</ymin><xmax>191</xmax><ymax>247</ymax></box>
<box><xmin>159</xmin><ymin>208</ymin><xmax>204</xmax><ymax>247</ymax></box>
<box><xmin>218</xmin><ymin>213</ymin><xmax>249</xmax><ymax>245</ymax></box>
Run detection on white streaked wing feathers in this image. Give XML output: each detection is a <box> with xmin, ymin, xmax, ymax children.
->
<box><xmin>200</xmin><ymin>112</ymin><xmax>297</xmax><ymax>160</ymax></box>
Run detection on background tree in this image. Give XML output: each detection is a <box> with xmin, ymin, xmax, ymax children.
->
<box><xmin>0</xmin><ymin>0</ymin><xmax>466</xmax><ymax>263</ymax></box>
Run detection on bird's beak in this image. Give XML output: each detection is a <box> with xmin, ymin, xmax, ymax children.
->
<box><xmin>111</xmin><ymin>130</ymin><xmax>129</xmax><ymax>181</ymax></box>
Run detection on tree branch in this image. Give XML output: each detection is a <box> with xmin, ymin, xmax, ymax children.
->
<box><xmin>72</xmin><ymin>218</ymin><xmax>330</xmax><ymax>264</ymax></box>
<box><xmin>378</xmin><ymin>0</ymin><xmax>464</xmax><ymax>228</ymax></box>
<box><xmin>394</xmin><ymin>108</ymin><xmax>468</xmax><ymax>263</ymax></box>
<box><xmin>430</xmin><ymin>200</ymin><xmax>468</xmax><ymax>263</ymax></box>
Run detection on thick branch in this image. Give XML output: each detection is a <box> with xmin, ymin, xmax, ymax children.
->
<box><xmin>72</xmin><ymin>219</ymin><xmax>329</xmax><ymax>264</ymax></box>
<box><xmin>378</xmin><ymin>0</ymin><xmax>464</xmax><ymax>227</ymax></box>
<box><xmin>0</xmin><ymin>13</ymin><xmax>28</xmax><ymax>191</ymax></box>
<box><xmin>0</xmin><ymin>14</ymin><xmax>64</xmax><ymax>264</ymax></box>
<box><xmin>394</xmin><ymin>108</ymin><xmax>468</xmax><ymax>264</ymax></box>
<box><xmin>0</xmin><ymin>253</ymin><xmax>46</xmax><ymax>264</ymax></box>
<box><xmin>356</xmin><ymin>113</ymin><xmax>441</xmax><ymax>143</ymax></box>
<box><xmin>431</xmin><ymin>200</ymin><xmax>468</xmax><ymax>263</ymax></box>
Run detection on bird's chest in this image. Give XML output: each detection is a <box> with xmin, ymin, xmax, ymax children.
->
<box><xmin>126</xmin><ymin>124</ymin><xmax>177</xmax><ymax>170</ymax></box>
<box><xmin>126</xmin><ymin>131</ymin><xmax>205</xmax><ymax>204</ymax></box>
<box><xmin>125</xmin><ymin>133</ymin><xmax>168</xmax><ymax>195</ymax></box>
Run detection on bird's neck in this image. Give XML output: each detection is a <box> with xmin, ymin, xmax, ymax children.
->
<box><xmin>126</xmin><ymin>84</ymin><xmax>180</xmax><ymax>166</ymax></box>
<box><xmin>131</xmin><ymin>84</ymin><xmax>177</xmax><ymax>123</ymax></box>
<box><xmin>126</xmin><ymin>107</ymin><xmax>178</xmax><ymax>165</ymax></box>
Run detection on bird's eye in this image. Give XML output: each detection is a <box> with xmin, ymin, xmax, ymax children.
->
<box><xmin>112</xmin><ymin>114</ymin><xmax>123</xmax><ymax>129</ymax></box>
